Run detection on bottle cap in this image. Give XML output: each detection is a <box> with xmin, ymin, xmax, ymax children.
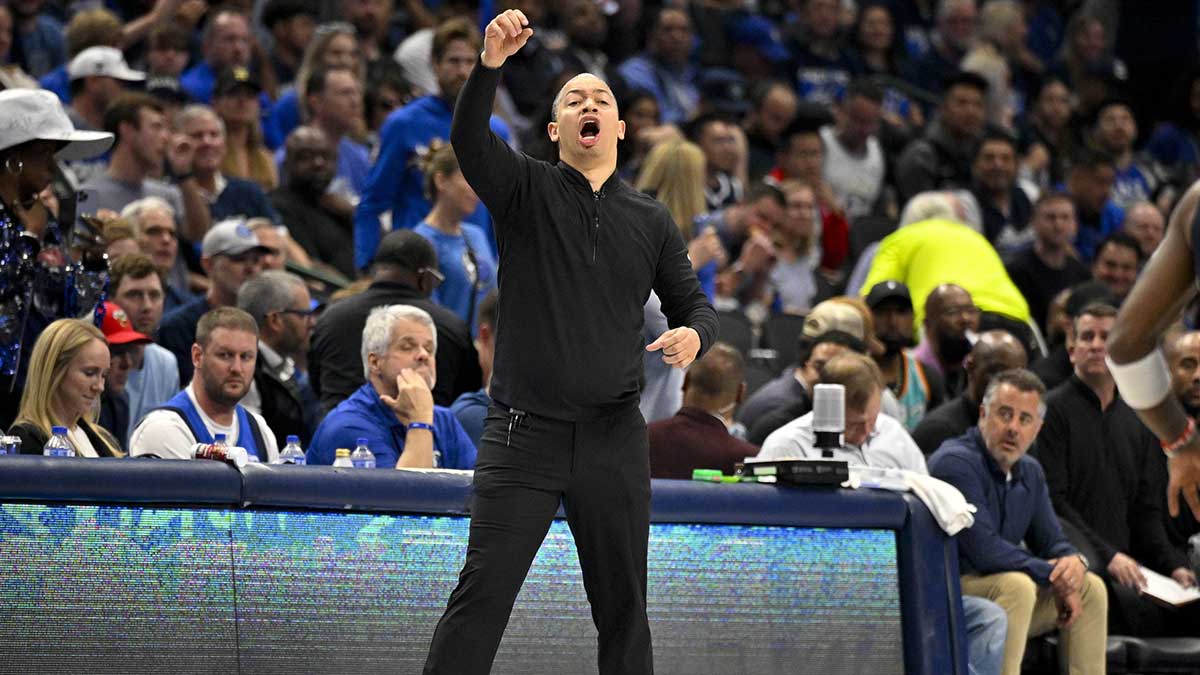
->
<box><xmin>286</xmin><ymin>435</ymin><xmax>299</xmax><ymax>443</ymax></box>
<box><xmin>215</xmin><ymin>433</ymin><xmax>227</xmax><ymax>442</ymax></box>
<box><xmin>335</xmin><ymin>448</ymin><xmax>350</xmax><ymax>457</ymax></box>
<box><xmin>356</xmin><ymin>437</ymin><xmax>368</xmax><ymax>446</ymax></box>
<box><xmin>52</xmin><ymin>426</ymin><xmax>68</xmax><ymax>434</ymax></box>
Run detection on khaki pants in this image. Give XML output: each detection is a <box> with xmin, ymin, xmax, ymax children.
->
<box><xmin>961</xmin><ymin>571</ymin><xmax>1108</xmax><ymax>675</ymax></box>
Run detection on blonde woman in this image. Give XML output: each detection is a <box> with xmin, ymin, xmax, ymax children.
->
<box><xmin>8</xmin><ymin>319</ymin><xmax>123</xmax><ymax>457</ymax></box>
<box><xmin>635</xmin><ymin>139</ymin><xmax>726</xmax><ymax>287</ymax></box>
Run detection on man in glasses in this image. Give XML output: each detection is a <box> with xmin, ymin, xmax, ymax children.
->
<box><xmin>158</xmin><ymin>218</ymin><xmax>270</xmax><ymax>385</ymax></box>
<box><xmin>309</xmin><ymin>229</ymin><xmax>480</xmax><ymax>413</ymax></box>
<box><xmin>237</xmin><ymin>270</ymin><xmax>318</xmax><ymax>448</ymax></box>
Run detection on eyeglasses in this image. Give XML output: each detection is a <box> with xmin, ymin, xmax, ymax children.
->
<box><xmin>276</xmin><ymin>307</ymin><xmax>316</xmax><ymax>319</ymax></box>
<box><xmin>418</xmin><ymin>267</ymin><xmax>445</xmax><ymax>289</ymax></box>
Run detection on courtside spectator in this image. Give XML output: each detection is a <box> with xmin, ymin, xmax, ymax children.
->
<box><xmin>308</xmin><ymin>304</ymin><xmax>476</xmax><ymax>469</ymax></box>
<box><xmin>130</xmin><ymin>308</ymin><xmax>279</xmax><ymax>462</ymax></box>
<box><xmin>8</xmin><ymin>319</ymin><xmax>122</xmax><ymax>457</ymax></box>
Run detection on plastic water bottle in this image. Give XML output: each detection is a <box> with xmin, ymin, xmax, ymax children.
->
<box><xmin>332</xmin><ymin>448</ymin><xmax>353</xmax><ymax>467</ymax></box>
<box><xmin>351</xmin><ymin>437</ymin><xmax>376</xmax><ymax>469</ymax></box>
<box><xmin>43</xmin><ymin>426</ymin><xmax>75</xmax><ymax>457</ymax></box>
<box><xmin>0</xmin><ymin>436</ymin><xmax>19</xmax><ymax>455</ymax></box>
<box><xmin>278</xmin><ymin>435</ymin><xmax>306</xmax><ymax>465</ymax></box>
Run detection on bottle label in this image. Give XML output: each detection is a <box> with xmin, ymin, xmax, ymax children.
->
<box><xmin>351</xmin><ymin>459</ymin><xmax>374</xmax><ymax>469</ymax></box>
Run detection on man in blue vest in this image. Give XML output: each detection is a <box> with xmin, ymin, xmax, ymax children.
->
<box><xmin>129</xmin><ymin>307</ymin><xmax>279</xmax><ymax>462</ymax></box>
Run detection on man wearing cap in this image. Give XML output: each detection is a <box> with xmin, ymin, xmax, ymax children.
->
<box><xmin>736</xmin><ymin>299</ymin><xmax>870</xmax><ymax>432</ymax></box>
<box><xmin>728</xmin><ymin>15</ymin><xmax>792</xmax><ymax>81</ymax></box>
<box><xmin>66</xmin><ymin>46</ymin><xmax>146</xmax><ymax>133</ymax></box>
<box><xmin>97</xmin><ymin>301</ymin><xmax>153</xmax><ymax>448</ymax></box>
<box><xmin>0</xmin><ymin>88</ymin><xmax>114</xmax><ymax>428</ymax></box>
<box><xmin>158</xmin><ymin>219</ymin><xmax>269</xmax><ymax>385</ymax></box>
<box><xmin>868</xmin><ymin>280</ymin><xmax>945</xmax><ymax>432</ymax></box>
<box><xmin>64</xmin><ymin>46</ymin><xmax>145</xmax><ymax>184</ymax></box>
<box><xmin>130</xmin><ymin>307</ymin><xmax>280</xmax><ymax>462</ymax></box>
<box><xmin>310</xmin><ymin>230</ymin><xmax>479</xmax><ymax>412</ymax></box>
<box><xmin>108</xmin><ymin>253</ymin><xmax>181</xmax><ymax>430</ymax></box>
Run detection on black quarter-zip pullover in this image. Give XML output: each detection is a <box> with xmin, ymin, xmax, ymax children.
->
<box><xmin>451</xmin><ymin>64</ymin><xmax>718</xmax><ymax>421</ymax></box>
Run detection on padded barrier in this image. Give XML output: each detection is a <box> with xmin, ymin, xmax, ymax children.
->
<box><xmin>0</xmin><ymin>457</ymin><xmax>969</xmax><ymax>674</ymax></box>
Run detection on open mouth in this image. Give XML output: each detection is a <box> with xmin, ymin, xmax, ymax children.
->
<box><xmin>579</xmin><ymin>118</ymin><xmax>600</xmax><ymax>147</ymax></box>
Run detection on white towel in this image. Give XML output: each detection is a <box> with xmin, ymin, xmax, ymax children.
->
<box><xmin>843</xmin><ymin>466</ymin><xmax>976</xmax><ymax>536</ymax></box>
<box><xmin>905</xmin><ymin>472</ymin><xmax>976</xmax><ymax>536</ymax></box>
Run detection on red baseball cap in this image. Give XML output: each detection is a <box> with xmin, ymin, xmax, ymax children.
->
<box><xmin>100</xmin><ymin>302</ymin><xmax>152</xmax><ymax>346</ymax></box>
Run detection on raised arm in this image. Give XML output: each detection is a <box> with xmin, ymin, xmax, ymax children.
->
<box><xmin>450</xmin><ymin>10</ymin><xmax>534</xmax><ymax>224</ymax></box>
<box><xmin>1107</xmin><ymin>181</ymin><xmax>1200</xmax><ymax>518</ymax></box>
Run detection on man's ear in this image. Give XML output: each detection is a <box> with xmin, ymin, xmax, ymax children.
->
<box><xmin>191</xmin><ymin>343</ymin><xmax>202</xmax><ymax>370</ymax></box>
<box><xmin>366</xmin><ymin>351</ymin><xmax>380</xmax><ymax>378</ymax></box>
<box><xmin>616</xmin><ymin>119</ymin><xmax>626</xmax><ymax>141</ymax></box>
<box><xmin>547</xmin><ymin>121</ymin><xmax>559</xmax><ymax>143</ymax></box>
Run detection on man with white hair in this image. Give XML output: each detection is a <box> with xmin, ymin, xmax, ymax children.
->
<box><xmin>307</xmin><ymin>304</ymin><xmax>477</xmax><ymax>469</ymax></box>
<box><xmin>122</xmin><ymin>195</ymin><xmax>192</xmax><ymax>310</ymax></box>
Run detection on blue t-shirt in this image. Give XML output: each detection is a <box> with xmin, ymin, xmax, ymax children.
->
<box><xmin>352</xmin><ymin>95</ymin><xmax>508</xmax><ymax>269</ymax></box>
<box><xmin>39</xmin><ymin>65</ymin><xmax>70</xmax><ymax>104</ymax></box>
<box><xmin>450</xmin><ymin>388</ymin><xmax>490</xmax><ymax>448</ymax></box>
<box><xmin>16</xmin><ymin>15</ymin><xmax>66</xmax><ymax>79</ymax></box>
<box><xmin>263</xmin><ymin>88</ymin><xmax>299</xmax><ymax>150</ymax></box>
<box><xmin>307</xmin><ymin>383</ymin><xmax>477</xmax><ymax>469</ymax></box>
<box><xmin>413</xmin><ymin>222</ymin><xmax>497</xmax><ymax>329</ymax></box>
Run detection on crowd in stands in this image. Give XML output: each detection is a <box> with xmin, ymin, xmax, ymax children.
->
<box><xmin>2</xmin><ymin>0</ymin><xmax>1200</xmax><ymax>671</ymax></box>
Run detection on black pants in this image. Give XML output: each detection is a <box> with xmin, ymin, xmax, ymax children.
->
<box><xmin>423</xmin><ymin>403</ymin><xmax>654</xmax><ymax>674</ymax></box>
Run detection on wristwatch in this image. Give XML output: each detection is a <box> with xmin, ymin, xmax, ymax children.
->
<box><xmin>1076</xmin><ymin>553</ymin><xmax>1089</xmax><ymax>571</ymax></box>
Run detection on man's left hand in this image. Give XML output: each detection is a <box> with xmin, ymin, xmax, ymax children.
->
<box><xmin>1048</xmin><ymin>555</ymin><xmax>1086</xmax><ymax>596</ymax></box>
<box><xmin>1172</xmin><ymin>566</ymin><xmax>1198</xmax><ymax>588</ymax></box>
<box><xmin>646</xmin><ymin>327</ymin><xmax>700</xmax><ymax>369</ymax></box>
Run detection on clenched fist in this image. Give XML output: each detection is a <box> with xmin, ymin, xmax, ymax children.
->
<box><xmin>482</xmin><ymin>10</ymin><xmax>534</xmax><ymax>69</ymax></box>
